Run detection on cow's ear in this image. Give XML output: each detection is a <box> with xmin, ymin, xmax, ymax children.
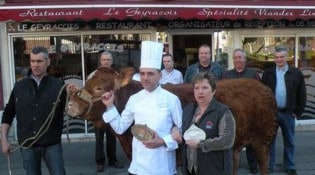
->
<box><xmin>114</xmin><ymin>77</ymin><xmax>124</xmax><ymax>89</ymax></box>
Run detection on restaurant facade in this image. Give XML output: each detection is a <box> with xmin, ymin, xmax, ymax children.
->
<box><xmin>1</xmin><ymin>0</ymin><xmax>315</xmax><ymax>138</ymax></box>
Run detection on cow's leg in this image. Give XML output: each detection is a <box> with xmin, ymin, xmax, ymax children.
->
<box><xmin>176</xmin><ymin>149</ymin><xmax>182</xmax><ymax>167</ymax></box>
<box><xmin>115</xmin><ymin>129</ymin><xmax>133</xmax><ymax>160</ymax></box>
<box><xmin>252</xmin><ymin>144</ymin><xmax>268</xmax><ymax>175</ymax></box>
<box><xmin>233</xmin><ymin>149</ymin><xmax>241</xmax><ymax>175</ymax></box>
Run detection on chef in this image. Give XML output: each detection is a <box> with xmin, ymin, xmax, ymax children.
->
<box><xmin>101</xmin><ymin>41</ymin><xmax>183</xmax><ymax>175</ymax></box>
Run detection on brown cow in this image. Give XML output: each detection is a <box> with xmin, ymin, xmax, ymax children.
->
<box><xmin>66</xmin><ymin>67</ymin><xmax>277</xmax><ymax>175</ymax></box>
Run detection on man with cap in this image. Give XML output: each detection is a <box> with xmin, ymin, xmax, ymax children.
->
<box><xmin>101</xmin><ymin>41</ymin><xmax>183</xmax><ymax>175</ymax></box>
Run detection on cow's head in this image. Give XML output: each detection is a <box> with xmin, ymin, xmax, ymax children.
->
<box><xmin>66</xmin><ymin>67</ymin><xmax>136</xmax><ymax>128</ymax></box>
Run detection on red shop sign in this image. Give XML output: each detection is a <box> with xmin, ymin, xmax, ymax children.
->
<box><xmin>1</xmin><ymin>6</ymin><xmax>315</xmax><ymax>22</ymax></box>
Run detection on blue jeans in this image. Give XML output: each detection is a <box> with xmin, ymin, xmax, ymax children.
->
<box><xmin>269</xmin><ymin>112</ymin><xmax>296</xmax><ymax>171</ymax></box>
<box><xmin>20</xmin><ymin>143</ymin><xmax>66</xmax><ymax>175</ymax></box>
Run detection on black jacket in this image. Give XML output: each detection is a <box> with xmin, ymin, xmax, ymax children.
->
<box><xmin>223</xmin><ymin>67</ymin><xmax>261</xmax><ymax>81</ymax></box>
<box><xmin>1</xmin><ymin>73</ymin><xmax>66</xmax><ymax>147</ymax></box>
<box><xmin>261</xmin><ymin>65</ymin><xmax>306</xmax><ymax>117</ymax></box>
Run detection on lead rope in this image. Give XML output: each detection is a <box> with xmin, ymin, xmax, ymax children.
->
<box><xmin>7</xmin><ymin>155</ymin><xmax>12</xmax><ymax>175</ymax></box>
<box><xmin>9</xmin><ymin>84</ymin><xmax>68</xmax><ymax>153</ymax></box>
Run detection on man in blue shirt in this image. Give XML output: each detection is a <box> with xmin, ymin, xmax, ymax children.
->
<box><xmin>261</xmin><ymin>46</ymin><xmax>306</xmax><ymax>175</ymax></box>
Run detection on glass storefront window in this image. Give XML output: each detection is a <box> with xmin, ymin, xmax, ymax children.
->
<box><xmin>172</xmin><ymin>34</ymin><xmax>212</xmax><ymax>75</ymax></box>
<box><xmin>13</xmin><ymin>35</ymin><xmax>83</xmax><ymax>80</ymax></box>
<box><xmin>298</xmin><ymin>37</ymin><xmax>315</xmax><ymax>68</ymax></box>
<box><xmin>0</xmin><ymin>65</ymin><xmax>3</xmax><ymax>110</ymax></box>
<box><xmin>83</xmin><ymin>33</ymin><xmax>150</xmax><ymax>78</ymax></box>
<box><xmin>243</xmin><ymin>37</ymin><xmax>295</xmax><ymax>72</ymax></box>
<box><xmin>13</xmin><ymin>33</ymin><xmax>150</xmax><ymax>81</ymax></box>
<box><xmin>11</xmin><ymin>32</ymin><xmax>152</xmax><ymax>134</ymax></box>
<box><xmin>298</xmin><ymin>37</ymin><xmax>315</xmax><ymax>120</ymax></box>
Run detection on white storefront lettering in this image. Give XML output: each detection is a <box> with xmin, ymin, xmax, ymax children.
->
<box><xmin>19</xmin><ymin>9</ymin><xmax>83</xmax><ymax>17</ymax></box>
<box><xmin>255</xmin><ymin>9</ymin><xmax>293</xmax><ymax>17</ymax></box>
<box><xmin>125</xmin><ymin>8</ymin><xmax>177</xmax><ymax>17</ymax></box>
<box><xmin>49</xmin><ymin>43</ymin><xmax>124</xmax><ymax>53</ymax></box>
<box><xmin>299</xmin><ymin>9</ymin><xmax>315</xmax><ymax>17</ymax></box>
<box><xmin>198</xmin><ymin>8</ymin><xmax>249</xmax><ymax>17</ymax></box>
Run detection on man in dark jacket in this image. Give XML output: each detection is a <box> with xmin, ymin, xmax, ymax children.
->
<box><xmin>87</xmin><ymin>51</ymin><xmax>123</xmax><ymax>172</ymax></box>
<box><xmin>223</xmin><ymin>48</ymin><xmax>260</xmax><ymax>174</ymax></box>
<box><xmin>1</xmin><ymin>46</ymin><xmax>67</xmax><ymax>175</ymax></box>
<box><xmin>261</xmin><ymin>46</ymin><xmax>306</xmax><ymax>175</ymax></box>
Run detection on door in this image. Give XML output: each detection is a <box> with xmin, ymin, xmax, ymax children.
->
<box><xmin>170</xmin><ymin>33</ymin><xmax>212</xmax><ymax>75</ymax></box>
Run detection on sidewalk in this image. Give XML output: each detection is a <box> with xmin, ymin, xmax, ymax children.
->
<box><xmin>1</xmin><ymin>130</ymin><xmax>315</xmax><ymax>175</ymax></box>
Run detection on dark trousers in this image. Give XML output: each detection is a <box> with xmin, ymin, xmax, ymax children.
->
<box><xmin>95</xmin><ymin>127</ymin><xmax>117</xmax><ymax>165</ymax></box>
<box><xmin>246</xmin><ymin>145</ymin><xmax>258</xmax><ymax>169</ymax></box>
<box><xmin>183</xmin><ymin>168</ymin><xmax>197</xmax><ymax>175</ymax></box>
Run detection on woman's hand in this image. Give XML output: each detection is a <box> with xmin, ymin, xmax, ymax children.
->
<box><xmin>185</xmin><ymin>139</ymin><xmax>200</xmax><ymax>149</ymax></box>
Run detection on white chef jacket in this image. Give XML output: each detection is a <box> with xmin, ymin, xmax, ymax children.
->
<box><xmin>160</xmin><ymin>69</ymin><xmax>184</xmax><ymax>84</ymax></box>
<box><xmin>103</xmin><ymin>85</ymin><xmax>182</xmax><ymax>175</ymax></box>
<box><xmin>132</xmin><ymin>73</ymin><xmax>140</xmax><ymax>81</ymax></box>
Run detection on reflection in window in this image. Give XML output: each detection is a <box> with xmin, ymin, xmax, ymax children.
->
<box><xmin>243</xmin><ymin>37</ymin><xmax>295</xmax><ymax>71</ymax></box>
<box><xmin>13</xmin><ymin>36</ymin><xmax>83</xmax><ymax>80</ymax></box>
<box><xmin>298</xmin><ymin>37</ymin><xmax>315</xmax><ymax>121</ymax></box>
<box><xmin>83</xmin><ymin>33</ymin><xmax>150</xmax><ymax>78</ymax></box>
<box><xmin>13</xmin><ymin>33</ymin><xmax>151</xmax><ymax>82</ymax></box>
<box><xmin>11</xmin><ymin>33</ymin><xmax>152</xmax><ymax>134</ymax></box>
<box><xmin>298</xmin><ymin>37</ymin><xmax>315</xmax><ymax>68</ymax></box>
<box><xmin>0</xmin><ymin>65</ymin><xmax>3</xmax><ymax>110</ymax></box>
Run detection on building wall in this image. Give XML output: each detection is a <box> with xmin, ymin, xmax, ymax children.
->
<box><xmin>2</xmin><ymin>21</ymin><xmax>315</xmax><ymax>140</ymax></box>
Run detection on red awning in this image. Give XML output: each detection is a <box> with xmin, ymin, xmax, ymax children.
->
<box><xmin>1</xmin><ymin>5</ymin><xmax>315</xmax><ymax>22</ymax></box>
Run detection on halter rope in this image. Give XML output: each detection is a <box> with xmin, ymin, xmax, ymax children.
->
<box><xmin>74</xmin><ymin>89</ymin><xmax>103</xmax><ymax>118</ymax></box>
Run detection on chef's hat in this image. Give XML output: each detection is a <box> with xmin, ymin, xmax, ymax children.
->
<box><xmin>140</xmin><ymin>41</ymin><xmax>163</xmax><ymax>70</ymax></box>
